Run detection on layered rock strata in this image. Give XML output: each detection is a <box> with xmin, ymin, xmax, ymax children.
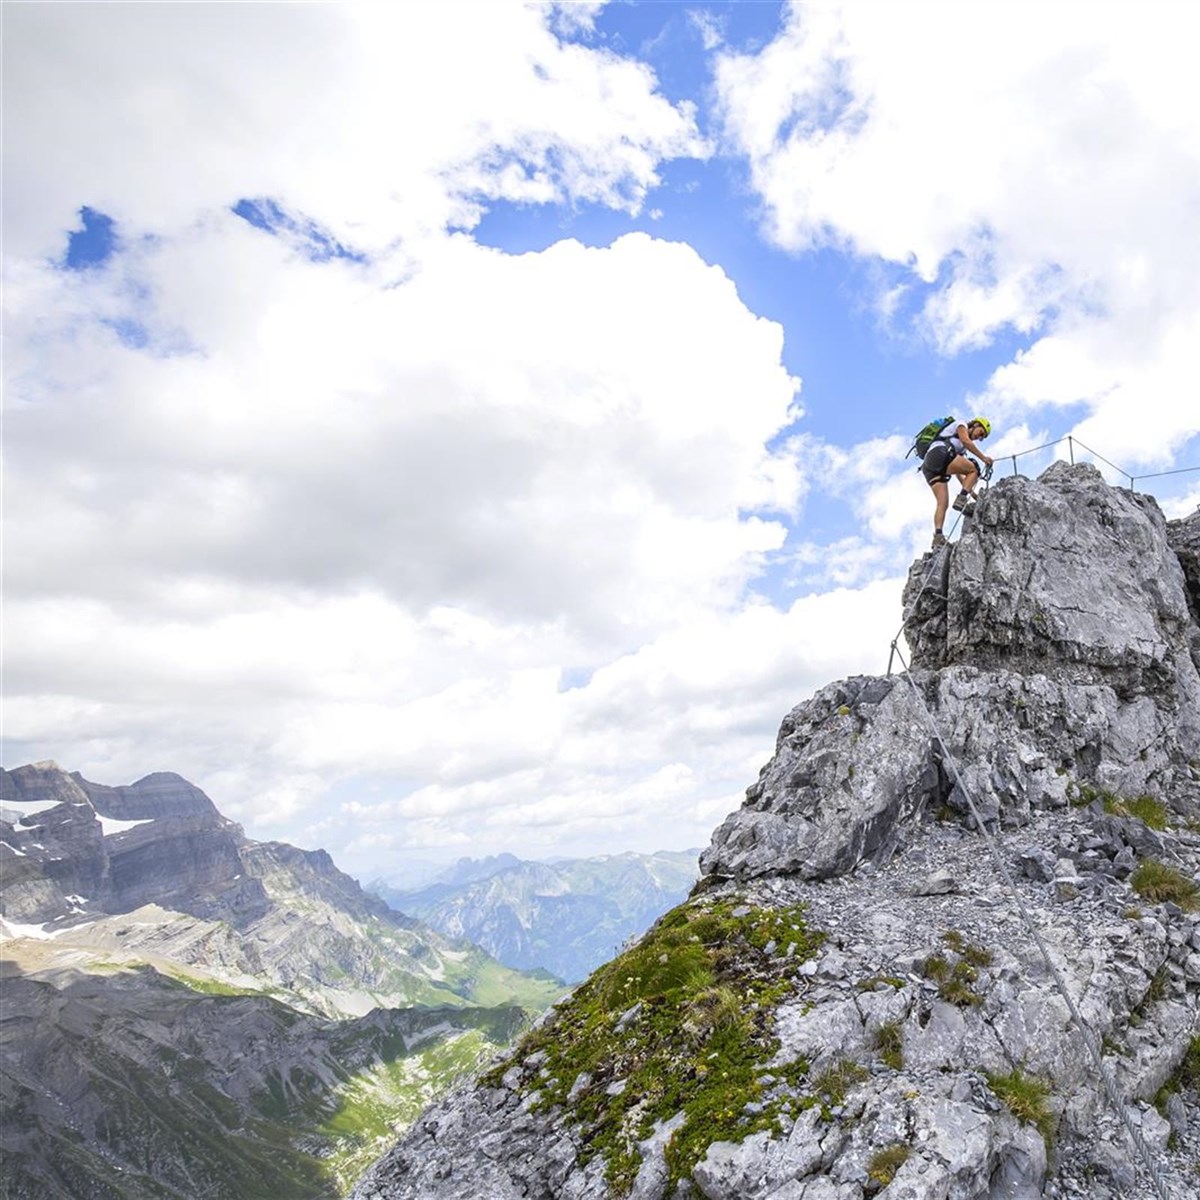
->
<box><xmin>353</xmin><ymin>466</ymin><xmax>1200</xmax><ymax>1200</ymax></box>
<box><xmin>1</xmin><ymin>765</ymin><xmax>268</xmax><ymax>924</ymax></box>
<box><xmin>1</xmin><ymin>767</ymin><xmax>565</xmax><ymax>1197</ymax></box>
<box><xmin>1</xmin><ymin>764</ymin><xmax>560</xmax><ymax>1019</ymax></box>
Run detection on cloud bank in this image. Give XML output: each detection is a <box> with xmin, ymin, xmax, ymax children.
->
<box><xmin>5</xmin><ymin>1</ymin><xmax>1196</xmax><ymax>876</ymax></box>
<box><xmin>715</xmin><ymin>0</ymin><xmax>1200</xmax><ymax>464</ymax></box>
<box><xmin>5</xmin><ymin>2</ymin><xmax>832</xmax><ymax>868</ymax></box>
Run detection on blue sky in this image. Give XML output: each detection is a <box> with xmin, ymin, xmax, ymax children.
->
<box><xmin>4</xmin><ymin>1</ymin><xmax>1199</xmax><ymax>879</ymax></box>
<box><xmin>475</xmin><ymin>5</ymin><xmax>1034</xmax><ymax>433</ymax></box>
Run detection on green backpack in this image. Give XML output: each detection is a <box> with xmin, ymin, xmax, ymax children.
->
<box><xmin>908</xmin><ymin>415</ymin><xmax>955</xmax><ymax>460</ymax></box>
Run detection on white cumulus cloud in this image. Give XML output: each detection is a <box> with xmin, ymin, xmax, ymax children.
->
<box><xmin>715</xmin><ymin>0</ymin><xmax>1200</xmax><ymax>467</ymax></box>
<box><xmin>3</xmin><ymin>2</ymin><xmax>821</xmax><ymax>871</ymax></box>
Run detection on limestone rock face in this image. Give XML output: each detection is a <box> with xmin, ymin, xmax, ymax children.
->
<box><xmin>905</xmin><ymin>465</ymin><xmax>1199</xmax><ymax>706</ymax></box>
<box><xmin>76</xmin><ymin>770</ymin><xmax>223</xmax><ymax>821</ymax></box>
<box><xmin>352</xmin><ymin>465</ymin><xmax>1200</xmax><ymax>1200</ymax></box>
<box><xmin>1</xmin><ymin>762</ymin><xmax>267</xmax><ymax>924</ymax></box>
<box><xmin>702</xmin><ymin>466</ymin><xmax>1200</xmax><ymax>885</ymax></box>
<box><xmin>1</xmin><ymin>765</ymin><xmax>108</xmax><ymax>918</ymax></box>
<box><xmin>1167</xmin><ymin>507</ymin><xmax>1200</xmax><ymax>627</ymax></box>
<box><xmin>699</xmin><ymin>676</ymin><xmax>934</xmax><ymax>883</ymax></box>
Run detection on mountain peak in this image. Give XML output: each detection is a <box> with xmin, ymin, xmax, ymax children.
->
<box><xmin>700</xmin><ymin>465</ymin><xmax>1200</xmax><ymax>884</ymax></box>
<box><xmin>904</xmin><ymin>462</ymin><xmax>1199</xmax><ymax>696</ymax></box>
<box><xmin>352</xmin><ymin>465</ymin><xmax>1200</xmax><ymax>1199</ymax></box>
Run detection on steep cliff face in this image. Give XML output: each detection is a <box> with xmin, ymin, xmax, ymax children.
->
<box><xmin>352</xmin><ymin>466</ymin><xmax>1200</xmax><ymax>1200</ymax></box>
<box><xmin>1169</xmin><ymin>511</ymin><xmax>1200</xmax><ymax>625</ymax></box>
<box><xmin>701</xmin><ymin>465</ymin><xmax>1199</xmax><ymax>885</ymax></box>
<box><xmin>1</xmin><ymin>768</ymin><xmax>565</xmax><ymax>1198</ymax></box>
<box><xmin>1</xmin><ymin>764</ymin><xmax>269</xmax><ymax>924</ymax></box>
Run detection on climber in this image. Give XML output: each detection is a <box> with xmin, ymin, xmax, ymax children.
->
<box><xmin>924</xmin><ymin>417</ymin><xmax>994</xmax><ymax>548</ymax></box>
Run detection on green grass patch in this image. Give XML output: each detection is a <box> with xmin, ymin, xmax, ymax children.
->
<box><xmin>164</xmin><ymin>969</ymin><xmax>262</xmax><ymax>998</ymax></box>
<box><xmin>1155</xmin><ymin>1036</ymin><xmax>1200</xmax><ymax>1118</ymax></box>
<box><xmin>937</xmin><ymin>974</ymin><xmax>982</xmax><ymax>1008</ymax></box>
<box><xmin>986</xmin><ymin>1069</ymin><xmax>1055</xmax><ymax>1146</ymax></box>
<box><xmin>921</xmin><ymin>944</ymin><xmax>985</xmax><ymax>1007</ymax></box>
<box><xmin>1103</xmin><ymin>794</ymin><xmax>1171</xmax><ymax>830</ymax></box>
<box><xmin>1146</xmin><ymin>965</ymin><xmax>1170</xmax><ymax>1005</ymax></box>
<box><xmin>483</xmin><ymin>898</ymin><xmax>826</xmax><ymax>1195</ymax></box>
<box><xmin>873</xmin><ymin>1021</ymin><xmax>904</xmax><ymax>1071</ymax></box>
<box><xmin>811</xmin><ymin>1058</ymin><xmax>868</xmax><ymax>1108</ymax></box>
<box><xmin>941</xmin><ymin>930</ymin><xmax>993</xmax><ymax>967</ymax></box>
<box><xmin>1130</xmin><ymin>859</ymin><xmax>1200</xmax><ymax>910</ymax></box>
<box><xmin>320</xmin><ymin>1029</ymin><xmax>497</xmax><ymax>1192</ymax></box>
<box><xmin>856</xmin><ymin>974</ymin><xmax>905</xmax><ymax>992</ymax></box>
<box><xmin>866</xmin><ymin>1143</ymin><xmax>911</xmax><ymax>1189</ymax></box>
<box><xmin>456</xmin><ymin>958</ymin><xmax>567</xmax><ymax>1011</ymax></box>
<box><xmin>921</xmin><ymin>953</ymin><xmax>951</xmax><ymax>982</ymax></box>
<box><xmin>1069</xmin><ymin>781</ymin><xmax>1118</xmax><ymax>808</ymax></box>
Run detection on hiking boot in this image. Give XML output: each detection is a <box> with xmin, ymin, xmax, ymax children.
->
<box><xmin>932</xmin><ymin>530</ymin><xmax>947</xmax><ymax>548</ymax></box>
<box><xmin>952</xmin><ymin>492</ymin><xmax>974</xmax><ymax>512</ymax></box>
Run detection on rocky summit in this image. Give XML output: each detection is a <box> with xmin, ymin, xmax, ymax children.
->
<box><xmin>352</xmin><ymin>465</ymin><xmax>1200</xmax><ymax>1200</ymax></box>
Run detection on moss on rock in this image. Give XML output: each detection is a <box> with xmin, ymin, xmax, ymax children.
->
<box><xmin>484</xmin><ymin>897</ymin><xmax>826</xmax><ymax>1194</ymax></box>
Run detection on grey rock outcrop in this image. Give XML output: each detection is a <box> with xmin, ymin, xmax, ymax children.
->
<box><xmin>1</xmin><ymin>763</ymin><xmax>268</xmax><ymax>924</ymax></box>
<box><xmin>907</xmin><ymin>466</ymin><xmax>1198</xmax><ymax>691</ymax></box>
<box><xmin>1167</xmin><ymin>507</ymin><xmax>1200</xmax><ymax>626</ymax></box>
<box><xmin>352</xmin><ymin>465</ymin><xmax>1200</xmax><ymax>1200</ymax></box>
<box><xmin>701</xmin><ymin>465</ymin><xmax>1200</xmax><ymax>885</ymax></box>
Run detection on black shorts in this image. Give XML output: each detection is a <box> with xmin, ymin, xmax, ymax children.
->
<box><xmin>922</xmin><ymin>442</ymin><xmax>958</xmax><ymax>485</ymax></box>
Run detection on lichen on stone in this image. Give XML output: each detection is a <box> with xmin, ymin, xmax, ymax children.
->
<box><xmin>483</xmin><ymin>897</ymin><xmax>825</xmax><ymax>1194</ymax></box>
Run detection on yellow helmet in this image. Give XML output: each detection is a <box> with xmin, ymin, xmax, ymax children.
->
<box><xmin>970</xmin><ymin>416</ymin><xmax>992</xmax><ymax>436</ymax></box>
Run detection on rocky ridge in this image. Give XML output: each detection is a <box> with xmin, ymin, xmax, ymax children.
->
<box><xmin>1</xmin><ymin>764</ymin><xmax>560</xmax><ymax>1018</ymax></box>
<box><xmin>351</xmin><ymin>465</ymin><xmax>1200</xmax><ymax>1200</ymax></box>
<box><xmin>1</xmin><ymin>767</ymin><xmax>563</xmax><ymax>1198</ymax></box>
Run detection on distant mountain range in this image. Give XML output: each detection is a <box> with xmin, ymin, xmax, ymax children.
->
<box><xmin>0</xmin><ymin>762</ymin><xmax>561</xmax><ymax>1198</ymax></box>
<box><xmin>369</xmin><ymin>848</ymin><xmax>701</xmax><ymax>983</ymax></box>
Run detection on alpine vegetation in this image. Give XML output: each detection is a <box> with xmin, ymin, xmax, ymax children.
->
<box><xmin>0</xmin><ymin>765</ymin><xmax>563</xmax><ymax>1197</ymax></box>
<box><xmin>353</xmin><ymin>464</ymin><xmax>1200</xmax><ymax>1200</ymax></box>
